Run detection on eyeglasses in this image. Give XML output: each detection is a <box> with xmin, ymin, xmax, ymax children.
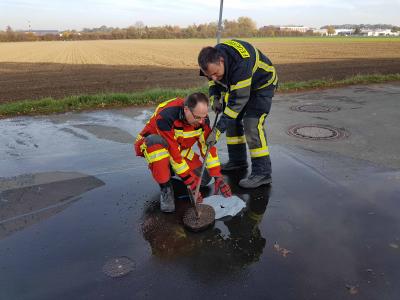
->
<box><xmin>189</xmin><ymin>109</ymin><xmax>206</xmax><ymax>121</ymax></box>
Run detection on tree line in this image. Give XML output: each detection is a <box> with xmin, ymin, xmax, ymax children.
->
<box><xmin>1</xmin><ymin>17</ymin><xmax>399</xmax><ymax>42</ymax></box>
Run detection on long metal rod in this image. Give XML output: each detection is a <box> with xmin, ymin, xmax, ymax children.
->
<box><xmin>187</xmin><ymin>186</ymin><xmax>199</xmax><ymax>218</ymax></box>
<box><xmin>194</xmin><ymin>112</ymin><xmax>220</xmax><ymax>206</ymax></box>
<box><xmin>217</xmin><ymin>0</ymin><xmax>224</xmax><ymax>44</ymax></box>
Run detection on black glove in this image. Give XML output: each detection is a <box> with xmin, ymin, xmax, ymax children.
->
<box><xmin>211</xmin><ymin>97</ymin><xmax>223</xmax><ymax>114</ymax></box>
<box><xmin>206</xmin><ymin>127</ymin><xmax>221</xmax><ymax>146</ymax></box>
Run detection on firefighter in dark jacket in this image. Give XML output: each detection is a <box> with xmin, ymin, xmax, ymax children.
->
<box><xmin>198</xmin><ymin>39</ymin><xmax>277</xmax><ymax>188</ymax></box>
<box><xmin>134</xmin><ymin>93</ymin><xmax>232</xmax><ymax>213</ymax></box>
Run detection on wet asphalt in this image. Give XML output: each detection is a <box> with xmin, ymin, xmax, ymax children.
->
<box><xmin>0</xmin><ymin>83</ymin><xmax>399</xmax><ymax>300</ymax></box>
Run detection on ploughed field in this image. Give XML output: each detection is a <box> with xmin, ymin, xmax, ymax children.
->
<box><xmin>0</xmin><ymin>38</ymin><xmax>399</xmax><ymax>103</ymax></box>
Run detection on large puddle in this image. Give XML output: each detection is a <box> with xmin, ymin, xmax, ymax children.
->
<box><xmin>0</xmin><ymin>147</ymin><xmax>399</xmax><ymax>300</ymax></box>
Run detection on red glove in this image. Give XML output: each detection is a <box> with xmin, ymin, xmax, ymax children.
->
<box><xmin>214</xmin><ymin>177</ymin><xmax>232</xmax><ymax>197</ymax></box>
<box><xmin>193</xmin><ymin>190</ymin><xmax>203</xmax><ymax>204</ymax></box>
<box><xmin>183</xmin><ymin>172</ymin><xmax>203</xmax><ymax>203</ymax></box>
<box><xmin>183</xmin><ymin>171</ymin><xmax>200</xmax><ymax>190</ymax></box>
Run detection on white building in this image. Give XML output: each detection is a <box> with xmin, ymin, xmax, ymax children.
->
<box><xmin>363</xmin><ymin>29</ymin><xmax>399</xmax><ymax>36</ymax></box>
<box><xmin>314</xmin><ymin>29</ymin><xmax>328</xmax><ymax>36</ymax></box>
<box><xmin>279</xmin><ymin>26</ymin><xmax>310</xmax><ymax>33</ymax></box>
<box><xmin>334</xmin><ymin>28</ymin><xmax>354</xmax><ymax>36</ymax></box>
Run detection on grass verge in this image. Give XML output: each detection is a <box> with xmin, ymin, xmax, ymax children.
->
<box><xmin>0</xmin><ymin>73</ymin><xmax>399</xmax><ymax>118</ymax></box>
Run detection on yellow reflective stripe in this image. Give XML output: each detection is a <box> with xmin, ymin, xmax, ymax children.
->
<box><xmin>135</xmin><ymin>134</ymin><xmax>143</xmax><ymax>142</ymax></box>
<box><xmin>252</xmin><ymin>47</ymin><xmax>259</xmax><ymax>74</ymax></box>
<box><xmin>199</xmin><ymin>133</ymin><xmax>207</xmax><ymax>156</ymax></box>
<box><xmin>256</xmin><ymin>67</ymin><xmax>277</xmax><ymax>90</ymax></box>
<box><xmin>231</xmin><ymin>77</ymin><xmax>252</xmax><ymax>91</ymax></box>
<box><xmin>258</xmin><ymin>61</ymin><xmax>275</xmax><ymax>72</ymax></box>
<box><xmin>157</xmin><ymin>98</ymin><xmax>176</xmax><ymax>109</ymax></box>
<box><xmin>224</xmin><ymin>106</ymin><xmax>239</xmax><ymax>119</ymax></box>
<box><xmin>210</xmin><ymin>95</ymin><xmax>215</xmax><ymax>106</ymax></box>
<box><xmin>142</xmin><ymin>148</ymin><xmax>170</xmax><ymax>163</ymax></box>
<box><xmin>247</xmin><ymin>210</ymin><xmax>263</xmax><ymax>223</ymax></box>
<box><xmin>249</xmin><ymin>113</ymin><xmax>269</xmax><ymax>158</ymax></box>
<box><xmin>174</xmin><ymin>128</ymin><xmax>203</xmax><ymax>138</ymax></box>
<box><xmin>187</xmin><ymin>150</ymin><xmax>194</xmax><ymax>160</ymax></box>
<box><xmin>224</xmin><ymin>92</ymin><xmax>229</xmax><ymax>104</ymax></box>
<box><xmin>153</xmin><ymin>98</ymin><xmax>177</xmax><ymax>116</ymax></box>
<box><xmin>207</xmin><ymin>161</ymin><xmax>220</xmax><ymax>169</ymax></box>
<box><xmin>181</xmin><ymin>148</ymin><xmax>195</xmax><ymax>160</ymax></box>
<box><xmin>249</xmin><ymin>146</ymin><xmax>270</xmax><ymax>158</ymax></box>
<box><xmin>208</xmin><ymin>80</ymin><xmax>215</xmax><ymax>87</ymax></box>
<box><xmin>223</xmin><ymin>40</ymin><xmax>250</xmax><ymax>58</ymax></box>
<box><xmin>205</xmin><ymin>154</ymin><xmax>220</xmax><ymax>169</ymax></box>
<box><xmin>273</xmin><ymin>73</ymin><xmax>278</xmax><ymax>85</ymax></box>
<box><xmin>170</xmin><ymin>158</ymin><xmax>189</xmax><ymax>175</ymax></box>
<box><xmin>226</xmin><ymin>136</ymin><xmax>246</xmax><ymax>145</ymax></box>
<box><xmin>250</xmin><ymin>44</ymin><xmax>277</xmax><ymax>90</ymax></box>
<box><xmin>258</xmin><ymin>113</ymin><xmax>268</xmax><ymax>148</ymax></box>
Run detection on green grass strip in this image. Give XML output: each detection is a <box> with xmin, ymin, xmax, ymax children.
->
<box><xmin>278</xmin><ymin>73</ymin><xmax>400</xmax><ymax>92</ymax></box>
<box><xmin>0</xmin><ymin>73</ymin><xmax>399</xmax><ymax>118</ymax></box>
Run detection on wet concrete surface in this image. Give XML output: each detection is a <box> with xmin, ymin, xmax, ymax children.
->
<box><xmin>0</xmin><ymin>83</ymin><xmax>399</xmax><ymax>300</ymax></box>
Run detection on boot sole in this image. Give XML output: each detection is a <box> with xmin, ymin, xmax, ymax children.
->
<box><xmin>221</xmin><ymin>165</ymin><xmax>249</xmax><ymax>172</ymax></box>
<box><xmin>161</xmin><ymin>207</ymin><xmax>175</xmax><ymax>213</ymax></box>
<box><xmin>238</xmin><ymin>179</ymin><xmax>272</xmax><ymax>189</ymax></box>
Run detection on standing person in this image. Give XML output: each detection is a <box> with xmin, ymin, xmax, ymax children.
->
<box><xmin>198</xmin><ymin>39</ymin><xmax>278</xmax><ymax>188</ymax></box>
<box><xmin>134</xmin><ymin>93</ymin><xmax>232</xmax><ymax>213</ymax></box>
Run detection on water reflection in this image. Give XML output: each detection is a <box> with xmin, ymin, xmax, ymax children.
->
<box><xmin>141</xmin><ymin>177</ymin><xmax>271</xmax><ymax>274</ymax></box>
<box><xmin>0</xmin><ymin>172</ymin><xmax>105</xmax><ymax>239</ymax></box>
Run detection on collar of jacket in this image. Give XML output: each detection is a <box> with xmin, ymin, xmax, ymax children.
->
<box><xmin>178</xmin><ymin>105</ymin><xmax>185</xmax><ymax>121</ymax></box>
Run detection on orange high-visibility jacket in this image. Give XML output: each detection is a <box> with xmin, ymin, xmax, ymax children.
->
<box><xmin>135</xmin><ymin>98</ymin><xmax>221</xmax><ymax>177</ymax></box>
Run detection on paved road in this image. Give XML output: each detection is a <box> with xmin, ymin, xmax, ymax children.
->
<box><xmin>1</xmin><ymin>84</ymin><xmax>399</xmax><ymax>300</ymax></box>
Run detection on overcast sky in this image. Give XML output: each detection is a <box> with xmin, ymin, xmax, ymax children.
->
<box><xmin>1</xmin><ymin>0</ymin><xmax>399</xmax><ymax>31</ymax></box>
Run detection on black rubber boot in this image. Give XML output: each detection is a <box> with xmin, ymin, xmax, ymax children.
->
<box><xmin>221</xmin><ymin>160</ymin><xmax>249</xmax><ymax>172</ymax></box>
<box><xmin>239</xmin><ymin>156</ymin><xmax>272</xmax><ymax>188</ymax></box>
<box><xmin>221</xmin><ymin>143</ymin><xmax>248</xmax><ymax>172</ymax></box>
<box><xmin>159</xmin><ymin>181</ymin><xmax>175</xmax><ymax>212</ymax></box>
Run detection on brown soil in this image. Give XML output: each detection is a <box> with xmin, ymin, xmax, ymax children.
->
<box><xmin>1</xmin><ymin>58</ymin><xmax>399</xmax><ymax>103</ymax></box>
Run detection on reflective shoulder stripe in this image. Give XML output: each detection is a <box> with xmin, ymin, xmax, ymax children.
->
<box><xmin>256</xmin><ymin>68</ymin><xmax>277</xmax><ymax>90</ymax></box>
<box><xmin>224</xmin><ymin>106</ymin><xmax>239</xmax><ymax>119</ymax></box>
<box><xmin>154</xmin><ymin>97</ymin><xmax>177</xmax><ymax>115</ymax></box>
<box><xmin>222</xmin><ymin>40</ymin><xmax>250</xmax><ymax>58</ymax></box>
<box><xmin>231</xmin><ymin>77</ymin><xmax>252</xmax><ymax>91</ymax></box>
<box><xmin>252</xmin><ymin>47</ymin><xmax>259</xmax><ymax>74</ymax></box>
<box><xmin>258</xmin><ymin>61</ymin><xmax>275</xmax><ymax>72</ymax></box>
<box><xmin>208</xmin><ymin>80</ymin><xmax>215</xmax><ymax>87</ymax></box>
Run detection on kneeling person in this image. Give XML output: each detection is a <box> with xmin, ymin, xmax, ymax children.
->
<box><xmin>134</xmin><ymin>93</ymin><xmax>232</xmax><ymax>213</ymax></box>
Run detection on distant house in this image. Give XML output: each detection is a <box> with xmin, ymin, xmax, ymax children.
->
<box><xmin>22</xmin><ymin>30</ymin><xmax>60</xmax><ymax>36</ymax></box>
<box><xmin>314</xmin><ymin>29</ymin><xmax>328</xmax><ymax>36</ymax></box>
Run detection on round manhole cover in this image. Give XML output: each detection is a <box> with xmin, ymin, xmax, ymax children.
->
<box><xmin>103</xmin><ymin>256</ymin><xmax>135</xmax><ymax>278</ymax></box>
<box><xmin>290</xmin><ymin>104</ymin><xmax>340</xmax><ymax>113</ymax></box>
<box><xmin>287</xmin><ymin>124</ymin><xmax>349</xmax><ymax>140</ymax></box>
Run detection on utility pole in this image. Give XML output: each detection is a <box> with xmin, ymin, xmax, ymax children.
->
<box><xmin>217</xmin><ymin>0</ymin><xmax>224</xmax><ymax>44</ymax></box>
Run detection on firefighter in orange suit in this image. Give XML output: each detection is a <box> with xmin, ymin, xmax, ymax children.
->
<box><xmin>134</xmin><ymin>93</ymin><xmax>232</xmax><ymax>213</ymax></box>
